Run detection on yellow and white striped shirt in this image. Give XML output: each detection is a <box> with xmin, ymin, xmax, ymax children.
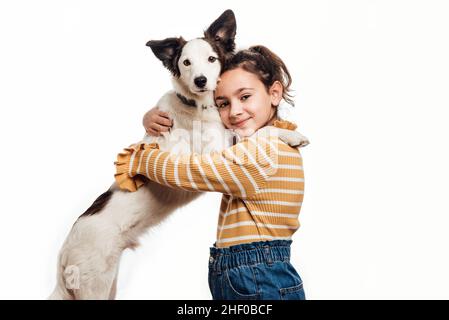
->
<box><xmin>115</xmin><ymin>124</ymin><xmax>305</xmax><ymax>248</ymax></box>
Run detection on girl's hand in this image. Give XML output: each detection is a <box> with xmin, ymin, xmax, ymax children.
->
<box><xmin>142</xmin><ymin>106</ymin><xmax>173</xmax><ymax>136</ymax></box>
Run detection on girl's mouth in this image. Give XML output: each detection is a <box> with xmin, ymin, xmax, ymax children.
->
<box><xmin>233</xmin><ymin>118</ymin><xmax>250</xmax><ymax>128</ymax></box>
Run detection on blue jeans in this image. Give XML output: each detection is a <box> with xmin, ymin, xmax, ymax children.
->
<box><xmin>208</xmin><ymin>240</ymin><xmax>305</xmax><ymax>300</ymax></box>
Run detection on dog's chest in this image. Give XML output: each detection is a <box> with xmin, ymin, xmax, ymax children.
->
<box><xmin>142</xmin><ymin>92</ymin><xmax>228</xmax><ymax>155</ymax></box>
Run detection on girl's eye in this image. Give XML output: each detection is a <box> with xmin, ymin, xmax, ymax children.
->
<box><xmin>241</xmin><ymin>95</ymin><xmax>251</xmax><ymax>101</ymax></box>
<box><xmin>183</xmin><ymin>59</ymin><xmax>191</xmax><ymax>66</ymax></box>
<box><xmin>208</xmin><ymin>56</ymin><xmax>217</xmax><ymax>63</ymax></box>
<box><xmin>217</xmin><ymin>101</ymin><xmax>229</xmax><ymax>109</ymax></box>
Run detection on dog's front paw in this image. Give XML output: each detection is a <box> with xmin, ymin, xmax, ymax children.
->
<box><xmin>276</xmin><ymin>128</ymin><xmax>310</xmax><ymax>148</ymax></box>
<box><xmin>289</xmin><ymin>132</ymin><xmax>310</xmax><ymax>148</ymax></box>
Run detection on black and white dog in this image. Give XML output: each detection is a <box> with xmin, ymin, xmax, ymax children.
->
<box><xmin>49</xmin><ymin>9</ymin><xmax>308</xmax><ymax>300</ymax></box>
<box><xmin>49</xmin><ymin>9</ymin><xmax>236</xmax><ymax>300</ymax></box>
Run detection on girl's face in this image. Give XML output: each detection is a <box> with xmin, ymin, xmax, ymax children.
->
<box><xmin>214</xmin><ymin>67</ymin><xmax>283</xmax><ymax>137</ymax></box>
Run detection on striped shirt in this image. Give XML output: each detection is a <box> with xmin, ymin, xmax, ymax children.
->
<box><xmin>116</xmin><ymin>126</ymin><xmax>305</xmax><ymax>248</ymax></box>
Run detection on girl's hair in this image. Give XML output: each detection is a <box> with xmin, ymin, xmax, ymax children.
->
<box><xmin>222</xmin><ymin>45</ymin><xmax>294</xmax><ymax>106</ymax></box>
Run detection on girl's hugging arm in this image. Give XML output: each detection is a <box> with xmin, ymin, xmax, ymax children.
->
<box><xmin>114</xmin><ymin>135</ymin><xmax>280</xmax><ymax>199</ymax></box>
<box><xmin>115</xmin><ymin>120</ymin><xmax>309</xmax><ymax>197</ymax></box>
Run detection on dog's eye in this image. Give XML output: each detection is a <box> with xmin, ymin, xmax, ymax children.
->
<box><xmin>183</xmin><ymin>59</ymin><xmax>191</xmax><ymax>66</ymax></box>
<box><xmin>208</xmin><ymin>56</ymin><xmax>217</xmax><ymax>63</ymax></box>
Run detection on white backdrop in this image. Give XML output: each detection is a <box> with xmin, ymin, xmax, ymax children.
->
<box><xmin>1</xmin><ymin>0</ymin><xmax>448</xmax><ymax>300</ymax></box>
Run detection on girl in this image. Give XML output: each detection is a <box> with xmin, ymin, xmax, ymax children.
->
<box><xmin>115</xmin><ymin>45</ymin><xmax>308</xmax><ymax>300</ymax></box>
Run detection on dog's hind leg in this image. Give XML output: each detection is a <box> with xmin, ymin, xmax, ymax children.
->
<box><xmin>57</xmin><ymin>239</ymin><xmax>124</xmax><ymax>300</ymax></box>
<box><xmin>51</xmin><ymin>185</ymin><xmax>155</xmax><ymax>300</ymax></box>
<box><xmin>51</xmin><ymin>182</ymin><xmax>199</xmax><ymax>299</ymax></box>
<box><xmin>70</xmin><ymin>251</ymin><xmax>121</xmax><ymax>300</ymax></box>
<box><xmin>108</xmin><ymin>271</ymin><xmax>119</xmax><ymax>300</ymax></box>
<box><xmin>52</xmin><ymin>200</ymin><xmax>128</xmax><ymax>299</ymax></box>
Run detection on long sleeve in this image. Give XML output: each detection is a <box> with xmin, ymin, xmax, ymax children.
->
<box><xmin>115</xmin><ymin>136</ymin><xmax>281</xmax><ymax>199</ymax></box>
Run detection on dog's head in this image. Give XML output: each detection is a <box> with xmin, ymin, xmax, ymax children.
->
<box><xmin>146</xmin><ymin>9</ymin><xmax>236</xmax><ymax>96</ymax></box>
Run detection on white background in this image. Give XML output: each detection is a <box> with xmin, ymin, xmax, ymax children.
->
<box><xmin>0</xmin><ymin>0</ymin><xmax>448</xmax><ymax>300</ymax></box>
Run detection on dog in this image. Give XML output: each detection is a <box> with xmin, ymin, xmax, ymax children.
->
<box><xmin>49</xmin><ymin>9</ymin><xmax>309</xmax><ymax>300</ymax></box>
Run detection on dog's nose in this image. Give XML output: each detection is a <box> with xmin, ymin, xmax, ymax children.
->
<box><xmin>194</xmin><ymin>76</ymin><xmax>207</xmax><ymax>88</ymax></box>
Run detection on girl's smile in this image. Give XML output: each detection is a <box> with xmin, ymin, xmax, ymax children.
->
<box><xmin>232</xmin><ymin>117</ymin><xmax>250</xmax><ymax>127</ymax></box>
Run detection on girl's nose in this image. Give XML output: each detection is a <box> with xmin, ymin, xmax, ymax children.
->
<box><xmin>229</xmin><ymin>102</ymin><xmax>244</xmax><ymax>118</ymax></box>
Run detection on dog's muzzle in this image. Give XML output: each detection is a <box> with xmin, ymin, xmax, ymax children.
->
<box><xmin>194</xmin><ymin>76</ymin><xmax>207</xmax><ymax>88</ymax></box>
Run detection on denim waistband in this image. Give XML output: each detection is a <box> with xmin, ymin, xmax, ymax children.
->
<box><xmin>209</xmin><ymin>240</ymin><xmax>292</xmax><ymax>272</ymax></box>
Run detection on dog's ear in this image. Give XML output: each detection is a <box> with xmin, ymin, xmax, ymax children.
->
<box><xmin>146</xmin><ymin>37</ymin><xmax>186</xmax><ymax>76</ymax></box>
<box><xmin>204</xmin><ymin>9</ymin><xmax>236</xmax><ymax>54</ymax></box>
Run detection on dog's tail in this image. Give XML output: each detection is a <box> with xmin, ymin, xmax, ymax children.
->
<box><xmin>48</xmin><ymin>252</ymin><xmax>76</xmax><ymax>300</ymax></box>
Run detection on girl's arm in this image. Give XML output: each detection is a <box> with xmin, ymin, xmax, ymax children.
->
<box><xmin>142</xmin><ymin>106</ymin><xmax>173</xmax><ymax>136</ymax></box>
<box><xmin>115</xmin><ymin>135</ymin><xmax>281</xmax><ymax>199</ymax></box>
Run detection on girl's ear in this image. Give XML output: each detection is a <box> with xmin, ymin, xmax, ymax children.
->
<box><xmin>269</xmin><ymin>81</ymin><xmax>284</xmax><ymax>107</ymax></box>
